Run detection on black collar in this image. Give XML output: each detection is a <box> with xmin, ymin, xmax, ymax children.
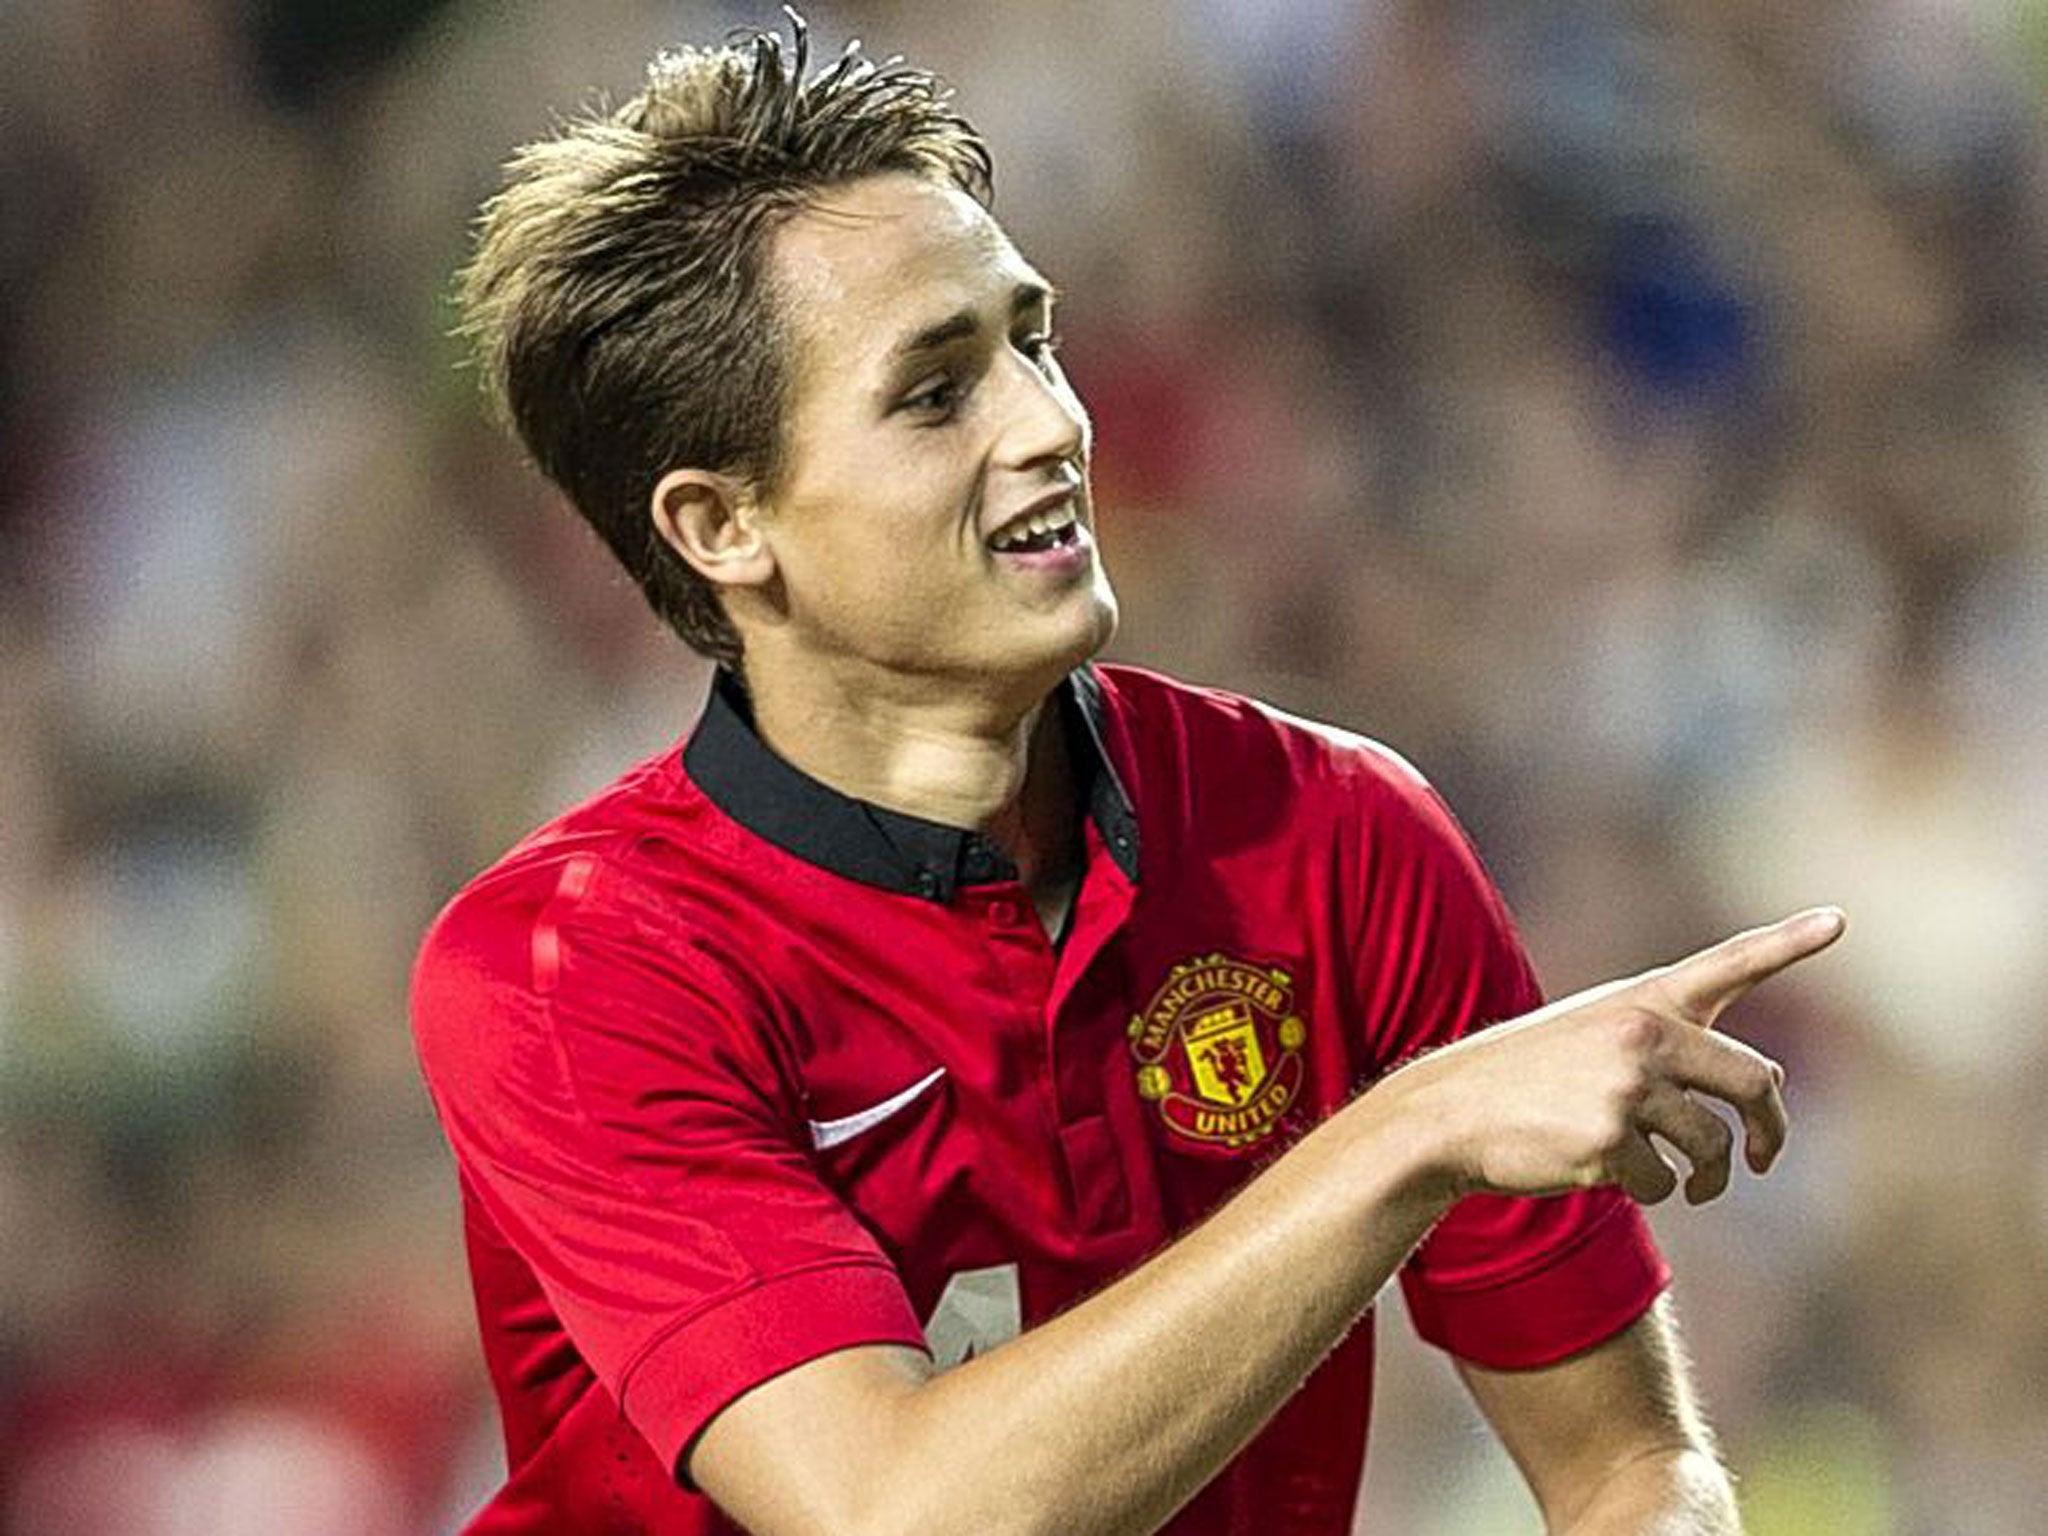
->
<box><xmin>684</xmin><ymin>667</ymin><xmax>1140</xmax><ymax>901</ymax></box>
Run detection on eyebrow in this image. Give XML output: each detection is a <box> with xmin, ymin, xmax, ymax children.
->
<box><xmin>886</xmin><ymin>281</ymin><xmax>1057</xmax><ymax>369</ymax></box>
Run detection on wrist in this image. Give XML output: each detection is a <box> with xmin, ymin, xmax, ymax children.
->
<box><xmin>1339</xmin><ymin>1066</ymin><xmax>1471</xmax><ymax>1216</ymax></box>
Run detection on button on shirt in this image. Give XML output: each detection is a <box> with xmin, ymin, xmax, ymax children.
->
<box><xmin>411</xmin><ymin>663</ymin><xmax>1668</xmax><ymax>1535</ymax></box>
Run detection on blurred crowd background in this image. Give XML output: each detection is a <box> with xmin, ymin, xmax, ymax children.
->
<box><xmin>4</xmin><ymin>1</ymin><xmax>2046</xmax><ymax>1531</ymax></box>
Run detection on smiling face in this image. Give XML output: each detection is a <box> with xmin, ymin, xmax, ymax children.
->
<box><xmin>719</xmin><ymin>173</ymin><xmax>1118</xmax><ymax>704</ymax></box>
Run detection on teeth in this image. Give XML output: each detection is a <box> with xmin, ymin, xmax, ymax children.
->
<box><xmin>990</xmin><ymin>500</ymin><xmax>1077</xmax><ymax>551</ymax></box>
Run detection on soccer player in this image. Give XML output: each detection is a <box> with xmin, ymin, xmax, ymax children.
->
<box><xmin>412</xmin><ymin>19</ymin><xmax>1844</xmax><ymax>1535</ymax></box>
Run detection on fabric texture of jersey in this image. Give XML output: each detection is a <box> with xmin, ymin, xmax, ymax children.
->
<box><xmin>411</xmin><ymin>663</ymin><xmax>1670</xmax><ymax>1535</ymax></box>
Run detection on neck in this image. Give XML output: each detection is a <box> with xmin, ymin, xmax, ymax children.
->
<box><xmin>742</xmin><ymin>658</ymin><xmax>1082</xmax><ymax>892</ymax></box>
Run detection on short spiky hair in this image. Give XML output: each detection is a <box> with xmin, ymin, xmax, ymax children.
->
<box><xmin>457</xmin><ymin>15</ymin><xmax>992</xmax><ymax>667</ymax></box>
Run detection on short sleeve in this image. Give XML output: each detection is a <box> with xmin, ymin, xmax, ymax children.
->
<box><xmin>1346</xmin><ymin>751</ymin><xmax>1672</xmax><ymax>1369</ymax></box>
<box><xmin>410</xmin><ymin>853</ymin><xmax>928</xmax><ymax>1475</ymax></box>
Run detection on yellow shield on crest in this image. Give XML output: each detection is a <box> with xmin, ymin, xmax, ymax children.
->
<box><xmin>1183</xmin><ymin>1000</ymin><xmax>1267</xmax><ymax>1105</ymax></box>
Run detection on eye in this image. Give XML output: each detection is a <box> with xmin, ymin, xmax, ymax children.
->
<box><xmin>900</xmin><ymin>374</ymin><xmax>961</xmax><ymax>420</ymax></box>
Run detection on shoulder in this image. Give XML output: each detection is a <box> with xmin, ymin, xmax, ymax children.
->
<box><xmin>415</xmin><ymin>744</ymin><xmax>674</xmax><ymax>973</ymax></box>
<box><xmin>1091</xmin><ymin>671</ymin><xmax>1543</xmax><ymax>1033</ymax></box>
<box><xmin>410</xmin><ymin>740</ymin><xmax>755</xmax><ymax>1071</ymax></box>
<box><xmin>1090</xmin><ymin>662</ymin><xmax>1453</xmax><ymax>835</ymax></box>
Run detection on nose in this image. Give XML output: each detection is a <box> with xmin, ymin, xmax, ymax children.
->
<box><xmin>996</xmin><ymin>344</ymin><xmax>1089</xmax><ymax>472</ymax></box>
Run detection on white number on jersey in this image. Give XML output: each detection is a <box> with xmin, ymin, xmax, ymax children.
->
<box><xmin>921</xmin><ymin>1263</ymin><xmax>1022</xmax><ymax>1368</ymax></box>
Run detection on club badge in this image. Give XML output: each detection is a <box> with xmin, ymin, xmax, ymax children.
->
<box><xmin>1129</xmin><ymin>954</ymin><xmax>1307</xmax><ymax>1151</ymax></box>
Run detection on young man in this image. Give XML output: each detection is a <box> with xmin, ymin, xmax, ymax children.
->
<box><xmin>413</xmin><ymin>21</ymin><xmax>1843</xmax><ymax>1535</ymax></box>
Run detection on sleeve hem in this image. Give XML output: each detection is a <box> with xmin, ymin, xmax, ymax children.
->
<box><xmin>621</xmin><ymin>1259</ymin><xmax>928</xmax><ymax>1480</ymax></box>
<box><xmin>1403</xmin><ymin>1202</ymin><xmax>1672</xmax><ymax>1370</ymax></box>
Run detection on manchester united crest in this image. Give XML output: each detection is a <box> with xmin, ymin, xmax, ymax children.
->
<box><xmin>1128</xmin><ymin>954</ymin><xmax>1308</xmax><ymax>1151</ymax></box>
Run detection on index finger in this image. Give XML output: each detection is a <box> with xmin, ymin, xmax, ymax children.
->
<box><xmin>1655</xmin><ymin>907</ymin><xmax>1846</xmax><ymax>1026</ymax></box>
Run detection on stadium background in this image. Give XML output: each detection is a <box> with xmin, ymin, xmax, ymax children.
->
<box><xmin>3</xmin><ymin>1</ymin><xmax>2046</xmax><ymax>1531</ymax></box>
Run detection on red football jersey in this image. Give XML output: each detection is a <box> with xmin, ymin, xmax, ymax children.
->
<box><xmin>411</xmin><ymin>663</ymin><xmax>1667</xmax><ymax>1534</ymax></box>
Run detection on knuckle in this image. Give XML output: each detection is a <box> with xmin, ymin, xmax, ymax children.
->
<box><xmin>1610</xmin><ymin>1009</ymin><xmax>1664</xmax><ymax>1060</ymax></box>
<box><xmin>1702</xmin><ymin>1118</ymin><xmax>1734</xmax><ymax>1163</ymax></box>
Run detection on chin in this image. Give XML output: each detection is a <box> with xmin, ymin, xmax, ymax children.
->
<box><xmin>1030</xmin><ymin>587</ymin><xmax>1119</xmax><ymax>682</ymax></box>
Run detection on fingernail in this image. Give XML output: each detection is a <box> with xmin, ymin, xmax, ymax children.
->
<box><xmin>1802</xmin><ymin>907</ymin><xmax>1846</xmax><ymax>940</ymax></box>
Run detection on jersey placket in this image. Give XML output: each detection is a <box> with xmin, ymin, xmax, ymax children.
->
<box><xmin>1042</xmin><ymin>830</ymin><xmax>1141</xmax><ymax>1241</ymax></box>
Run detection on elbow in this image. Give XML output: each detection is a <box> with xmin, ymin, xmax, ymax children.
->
<box><xmin>694</xmin><ymin>1391</ymin><xmax>1054</xmax><ymax>1536</ymax></box>
<box><xmin>844</xmin><ymin>1478</ymin><xmax>1055</xmax><ymax>1536</ymax></box>
<box><xmin>833</xmin><ymin>1412</ymin><xmax>1060</xmax><ymax>1536</ymax></box>
<box><xmin>689</xmin><ymin>1348</ymin><xmax>1079</xmax><ymax>1536</ymax></box>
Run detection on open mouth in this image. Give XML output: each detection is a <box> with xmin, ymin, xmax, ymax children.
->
<box><xmin>987</xmin><ymin>500</ymin><xmax>1081</xmax><ymax>555</ymax></box>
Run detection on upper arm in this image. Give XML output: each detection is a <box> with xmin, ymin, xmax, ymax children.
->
<box><xmin>1340</xmin><ymin>748</ymin><xmax>1713</xmax><ymax>1522</ymax></box>
<box><xmin>1454</xmin><ymin>1294</ymin><xmax>1715</xmax><ymax>1527</ymax></box>
<box><xmin>685</xmin><ymin>1342</ymin><xmax>934</xmax><ymax>1535</ymax></box>
<box><xmin>1340</xmin><ymin>746</ymin><xmax>1673</xmax><ymax>1363</ymax></box>
<box><xmin>410</xmin><ymin>866</ymin><xmax>930</xmax><ymax>1487</ymax></box>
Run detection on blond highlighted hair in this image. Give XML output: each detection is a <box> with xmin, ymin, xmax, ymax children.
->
<box><xmin>457</xmin><ymin>15</ymin><xmax>991</xmax><ymax>666</ymax></box>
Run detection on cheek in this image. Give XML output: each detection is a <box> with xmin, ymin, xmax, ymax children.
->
<box><xmin>856</xmin><ymin>457</ymin><xmax>985</xmax><ymax>563</ymax></box>
<box><xmin>767</xmin><ymin>421</ymin><xmax>989</xmax><ymax>602</ymax></box>
<box><xmin>775</xmin><ymin>483</ymin><xmax>978</xmax><ymax>615</ymax></box>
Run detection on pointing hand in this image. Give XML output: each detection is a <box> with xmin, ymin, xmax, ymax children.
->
<box><xmin>1382</xmin><ymin>909</ymin><xmax>1846</xmax><ymax>1206</ymax></box>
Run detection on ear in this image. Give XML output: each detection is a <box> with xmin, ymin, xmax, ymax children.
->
<box><xmin>649</xmin><ymin>469</ymin><xmax>776</xmax><ymax>592</ymax></box>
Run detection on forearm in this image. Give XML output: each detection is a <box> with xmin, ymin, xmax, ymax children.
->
<box><xmin>700</xmin><ymin>912</ymin><xmax>1840</xmax><ymax>1536</ymax></box>
<box><xmin>1554</xmin><ymin>1446</ymin><xmax>1740</xmax><ymax>1536</ymax></box>
<box><xmin>872</xmin><ymin>1087</ymin><xmax>1452</xmax><ymax>1536</ymax></box>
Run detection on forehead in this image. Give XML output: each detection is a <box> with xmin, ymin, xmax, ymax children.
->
<box><xmin>767</xmin><ymin>173</ymin><xmax>1042</xmax><ymax>379</ymax></box>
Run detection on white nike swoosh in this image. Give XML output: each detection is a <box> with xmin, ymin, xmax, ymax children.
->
<box><xmin>807</xmin><ymin>1067</ymin><xmax>948</xmax><ymax>1151</ymax></box>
